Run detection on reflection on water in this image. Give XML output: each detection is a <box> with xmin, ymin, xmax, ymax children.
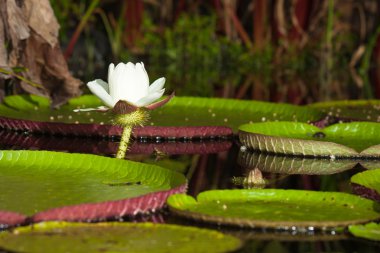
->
<box><xmin>0</xmin><ymin>130</ymin><xmax>379</xmax><ymax>252</ymax></box>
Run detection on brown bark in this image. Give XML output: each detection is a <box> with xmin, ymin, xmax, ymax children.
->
<box><xmin>0</xmin><ymin>0</ymin><xmax>81</xmax><ymax>107</ymax></box>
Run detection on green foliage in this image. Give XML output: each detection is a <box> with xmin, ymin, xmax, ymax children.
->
<box><xmin>349</xmin><ymin>223</ymin><xmax>380</xmax><ymax>241</ymax></box>
<box><xmin>143</xmin><ymin>14</ymin><xmax>247</xmax><ymax>96</ymax></box>
<box><xmin>0</xmin><ymin>94</ymin><xmax>323</xmax><ymax>131</ymax></box>
<box><xmin>0</xmin><ymin>150</ymin><xmax>185</xmax><ymax>216</ymax></box>
<box><xmin>168</xmin><ymin>189</ymin><xmax>380</xmax><ymax>229</ymax></box>
<box><xmin>351</xmin><ymin>169</ymin><xmax>380</xmax><ymax>195</ymax></box>
<box><xmin>239</xmin><ymin>121</ymin><xmax>380</xmax><ymax>154</ymax></box>
<box><xmin>0</xmin><ymin>222</ymin><xmax>242</xmax><ymax>253</ymax></box>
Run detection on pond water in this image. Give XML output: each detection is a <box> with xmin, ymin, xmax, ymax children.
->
<box><xmin>1</xmin><ymin>130</ymin><xmax>380</xmax><ymax>253</ymax></box>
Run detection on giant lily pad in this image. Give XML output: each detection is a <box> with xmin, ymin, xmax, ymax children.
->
<box><xmin>351</xmin><ymin>169</ymin><xmax>380</xmax><ymax>202</ymax></box>
<box><xmin>167</xmin><ymin>189</ymin><xmax>380</xmax><ymax>229</ymax></box>
<box><xmin>309</xmin><ymin>100</ymin><xmax>380</xmax><ymax>122</ymax></box>
<box><xmin>239</xmin><ymin>121</ymin><xmax>380</xmax><ymax>157</ymax></box>
<box><xmin>349</xmin><ymin>222</ymin><xmax>380</xmax><ymax>241</ymax></box>
<box><xmin>0</xmin><ymin>95</ymin><xmax>322</xmax><ymax>137</ymax></box>
<box><xmin>0</xmin><ymin>222</ymin><xmax>242</xmax><ymax>253</ymax></box>
<box><xmin>238</xmin><ymin>151</ymin><xmax>357</xmax><ymax>175</ymax></box>
<box><xmin>0</xmin><ymin>150</ymin><xmax>187</xmax><ymax>227</ymax></box>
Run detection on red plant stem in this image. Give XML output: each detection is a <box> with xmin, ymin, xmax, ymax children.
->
<box><xmin>289</xmin><ymin>0</ymin><xmax>312</xmax><ymax>42</ymax></box>
<box><xmin>253</xmin><ymin>0</ymin><xmax>267</xmax><ymax>51</ymax></box>
<box><xmin>125</xmin><ymin>0</ymin><xmax>144</xmax><ymax>46</ymax></box>
<box><xmin>64</xmin><ymin>0</ymin><xmax>100</xmax><ymax>60</ymax></box>
<box><xmin>174</xmin><ymin>0</ymin><xmax>187</xmax><ymax>21</ymax></box>
<box><xmin>225</xmin><ymin>4</ymin><xmax>253</xmax><ymax>49</ymax></box>
<box><xmin>371</xmin><ymin>33</ymin><xmax>380</xmax><ymax>98</ymax></box>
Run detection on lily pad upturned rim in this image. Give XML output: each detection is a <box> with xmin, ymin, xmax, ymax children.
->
<box><xmin>167</xmin><ymin>189</ymin><xmax>380</xmax><ymax>229</ymax></box>
<box><xmin>237</xmin><ymin>151</ymin><xmax>357</xmax><ymax>175</ymax></box>
<box><xmin>0</xmin><ymin>116</ymin><xmax>233</xmax><ymax>139</ymax></box>
<box><xmin>0</xmin><ymin>221</ymin><xmax>242</xmax><ymax>253</ymax></box>
<box><xmin>348</xmin><ymin>222</ymin><xmax>380</xmax><ymax>241</ymax></box>
<box><xmin>0</xmin><ymin>150</ymin><xmax>187</xmax><ymax>226</ymax></box>
<box><xmin>351</xmin><ymin>169</ymin><xmax>380</xmax><ymax>202</ymax></box>
<box><xmin>239</xmin><ymin>130</ymin><xmax>358</xmax><ymax>158</ymax></box>
<box><xmin>238</xmin><ymin>121</ymin><xmax>380</xmax><ymax>157</ymax></box>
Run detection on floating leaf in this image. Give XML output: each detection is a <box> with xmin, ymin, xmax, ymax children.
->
<box><xmin>167</xmin><ymin>189</ymin><xmax>380</xmax><ymax>229</ymax></box>
<box><xmin>309</xmin><ymin>100</ymin><xmax>380</xmax><ymax>122</ymax></box>
<box><xmin>0</xmin><ymin>95</ymin><xmax>323</xmax><ymax>137</ymax></box>
<box><xmin>238</xmin><ymin>151</ymin><xmax>357</xmax><ymax>175</ymax></box>
<box><xmin>227</xmin><ymin>229</ymin><xmax>347</xmax><ymax>241</ymax></box>
<box><xmin>239</xmin><ymin>121</ymin><xmax>380</xmax><ymax>157</ymax></box>
<box><xmin>0</xmin><ymin>222</ymin><xmax>241</xmax><ymax>253</ymax></box>
<box><xmin>150</xmin><ymin>96</ymin><xmax>323</xmax><ymax>130</ymax></box>
<box><xmin>359</xmin><ymin>145</ymin><xmax>380</xmax><ymax>157</ymax></box>
<box><xmin>239</xmin><ymin>122</ymin><xmax>357</xmax><ymax>157</ymax></box>
<box><xmin>349</xmin><ymin>222</ymin><xmax>380</xmax><ymax>241</ymax></box>
<box><xmin>0</xmin><ymin>150</ymin><xmax>186</xmax><ymax>227</ymax></box>
<box><xmin>322</xmin><ymin>122</ymin><xmax>380</xmax><ymax>151</ymax></box>
<box><xmin>351</xmin><ymin>169</ymin><xmax>380</xmax><ymax>202</ymax></box>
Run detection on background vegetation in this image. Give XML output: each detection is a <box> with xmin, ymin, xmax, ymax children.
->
<box><xmin>51</xmin><ymin>0</ymin><xmax>380</xmax><ymax>104</ymax></box>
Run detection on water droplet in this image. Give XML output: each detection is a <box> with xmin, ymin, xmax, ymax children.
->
<box><xmin>240</xmin><ymin>146</ymin><xmax>247</xmax><ymax>152</ymax></box>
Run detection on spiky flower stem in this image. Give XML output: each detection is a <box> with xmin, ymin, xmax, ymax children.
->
<box><xmin>115</xmin><ymin>109</ymin><xmax>149</xmax><ymax>159</ymax></box>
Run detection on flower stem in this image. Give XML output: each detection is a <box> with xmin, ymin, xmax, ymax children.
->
<box><xmin>116</xmin><ymin>126</ymin><xmax>133</xmax><ymax>159</ymax></box>
<box><xmin>114</xmin><ymin>109</ymin><xmax>150</xmax><ymax>159</ymax></box>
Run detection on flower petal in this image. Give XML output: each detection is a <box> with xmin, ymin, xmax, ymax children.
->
<box><xmin>116</xmin><ymin>62</ymin><xmax>135</xmax><ymax>103</ymax></box>
<box><xmin>133</xmin><ymin>62</ymin><xmax>150</xmax><ymax>100</ymax></box>
<box><xmin>145</xmin><ymin>92</ymin><xmax>175</xmax><ymax>110</ymax></box>
<box><xmin>87</xmin><ymin>79</ymin><xmax>115</xmax><ymax>108</ymax></box>
<box><xmin>148</xmin><ymin>77</ymin><xmax>165</xmax><ymax>94</ymax></box>
<box><xmin>117</xmin><ymin>62</ymin><xmax>150</xmax><ymax>104</ymax></box>
<box><xmin>134</xmin><ymin>89</ymin><xmax>165</xmax><ymax>107</ymax></box>
<box><xmin>107</xmin><ymin>63</ymin><xmax>115</xmax><ymax>84</ymax></box>
<box><xmin>109</xmin><ymin>63</ymin><xmax>127</xmax><ymax>102</ymax></box>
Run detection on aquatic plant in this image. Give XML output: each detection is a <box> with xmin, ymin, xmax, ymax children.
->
<box><xmin>75</xmin><ymin>62</ymin><xmax>172</xmax><ymax>159</ymax></box>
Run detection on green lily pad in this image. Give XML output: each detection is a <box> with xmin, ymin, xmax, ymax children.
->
<box><xmin>0</xmin><ymin>94</ymin><xmax>323</xmax><ymax>132</ymax></box>
<box><xmin>309</xmin><ymin>100</ymin><xmax>380</xmax><ymax>122</ymax></box>
<box><xmin>238</xmin><ymin>151</ymin><xmax>357</xmax><ymax>175</ymax></box>
<box><xmin>150</xmin><ymin>96</ymin><xmax>323</xmax><ymax>130</ymax></box>
<box><xmin>350</xmin><ymin>169</ymin><xmax>380</xmax><ymax>202</ymax></box>
<box><xmin>167</xmin><ymin>189</ymin><xmax>380</xmax><ymax>229</ymax></box>
<box><xmin>239</xmin><ymin>121</ymin><xmax>380</xmax><ymax>156</ymax></box>
<box><xmin>349</xmin><ymin>222</ymin><xmax>380</xmax><ymax>241</ymax></box>
<box><xmin>0</xmin><ymin>150</ymin><xmax>186</xmax><ymax>225</ymax></box>
<box><xmin>322</xmin><ymin>122</ymin><xmax>380</xmax><ymax>151</ymax></box>
<box><xmin>0</xmin><ymin>221</ymin><xmax>242</xmax><ymax>253</ymax></box>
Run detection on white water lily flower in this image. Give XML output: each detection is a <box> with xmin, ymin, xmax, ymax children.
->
<box><xmin>76</xmin><ymin>62</ymin><xmax>168</xmax><ymax>112</ymax></box>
